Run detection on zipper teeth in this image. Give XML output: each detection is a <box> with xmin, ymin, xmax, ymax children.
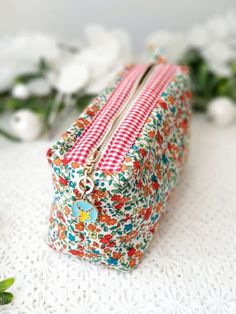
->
<box><xmin>65</xmin><ymin>64</ymin><xmax>149</xmax><ymax>164</ymax></box>
<box><xmin>98</xmin><ymin>64</ymin><xmax>177</xmax><ymax>171</ymax></box>
<box><xmin>96</xmin><ymin>65</ymin><xmax>156</xmax><ymax>156</ymax></box>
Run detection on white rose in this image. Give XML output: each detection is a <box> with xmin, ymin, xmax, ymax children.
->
<box><xmin>206</xmin><ymin>15</ymin><xmax>229</xmax><ymax>39</ymax></box>
<box><xmin>202</xmin><ymin>41</ymin><xmax>233</xmax><ymax>77</ymax></box>
<box><xmin>188</xmin><ymin>25</ymin><xmax>209</xmax><ymax>49</ymax></box>
<box><xmin>80</xmin><ymin>24</ymin><xmax>131</xmax><ymax>93</ymax></box>
<box><xmin>0</xmin><ymin>33</ymin><xmax>62</xmax><ymax>92</ymax></box>
<box><xmin>12</xmin><ymin>83</ymin><xmax>30</xmax><ymax>99</ymax></box>
<box><xmin>10</xmin><ymin>109</ymin><xmax>44</xmax><ymax>141</ymax></box>
<box><xmin>53</xmin><ymin>61</ymin><xmax>89</xmax><ymax>94</ymax></box>
<box><xmin>207</xmin><ymin>97</ymin><xmax>236</xmax><ymax>126</ymax></box>
<box><xmin>27</xmin><ymin>78</ymin><xmax>51</xmax><ymax>97</ymax></box>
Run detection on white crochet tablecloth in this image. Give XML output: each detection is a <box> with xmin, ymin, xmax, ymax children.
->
<box><xmin>0</xmin><ymin>115</ymin><xmax>236</xmax><ymax>314</ymax></box>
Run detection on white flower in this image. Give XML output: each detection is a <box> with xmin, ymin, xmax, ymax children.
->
<box><xmin>187</xmin><ymin>12</ymin><xmax>236</xmax><ymax>76</ymax></box>
<box><xmin>48</xmin><ymin>25</ymin><xmax>131</xmax><ymax>95</ymax></box>
<box><xmin>83</xmin><ymin>25</ymin><xmax>121</xmax><ymax>71</ymax></box>
<box><xmin>188</xmin><ymin>25</ymin><xmax>209</xmax><ymax>49</ymax></box>
<box><xmin>12</xmin><ymin>83</ymin><xmax>30</xmax><ymax>99</ymax></box>
<box><xmin>27</xmin><ymin>78</ymin><xmax>51</xmax><ymax>97</ymax></box>
<box><xmin>145</xmin><ymin>12</ymin><xmax>236</xmax><ymax>78</ymax></box>
<box><xmin>10</xmin><ymin>109</ymin><xmax>44</xmax><ymax>141</ymax></box>
<box><xmin>202</xmin><ymin>41</ymin><xmax>234</xmax><ymax>77</ymax></box>
<box><xmin>224</xmin><ymin>11</ymin><xmax>236</xmax><ymax>36</ymax></box>
<box><xmin>111</xmin><ymin>28</ymin><xmax>132</xmax><ymax>61</ymax></box>
<box><xmin>206</xmin><ymin>15</ymin><xmax>230</xmax><ymax>39</ymax></box>
<box><xmin>0</xmin><ymin>26</ymin><xmax>131</xmax><ymax>96</ymax></box>
<box><xmin>9</xmin><ymin>33</ymin><xmax>60</xmax><ymax>65</ymax></box>
<box><xmin>146</xmin><ymin>30</ymin><xmax>187</xmax><ymax>63</ymax></box>
<box><xmin>85</xmin><ymin>24</ymin><xmax>115</xmax><ymax>48</ymax></box>
<box><xmin>188</xmin><ymin>12</ymin><xmax>236</xmax><ymax>52</ymax></box>
<box><xmin>12</xmin><ymin>78</ymin><xmax>51</xmax><ymax>99</ymax></box>
<box><xmin>207</xmin><ymin>96</ymin><xmax>236</xmax><ymax>126</ymax></box>
<box><xmin>52</xmin><ymin>61</ymin><xmax>89</xmax><ymax>94</ymax></box>
<box><xmin>79</xmin><ymin>24</ymin><xmax>132</xmax><ymax>94</ymax></box>
<box><xmin>85</xmin><ymin>25</ymin><xmax>129</xmax><ymax>69</ymax></box>
<box><xmin>0</xmin><ymin>33</ymin><xmax>61</xmax><ymax>92</ymax></box>
<box><xmin>206</xmin><ymin>12</ymin><xmax>236</xmax><ymax>40</ymax></box>
<box><xmin>86</xmin><ymin>64</ymin><xmax>123</xmax><ymax>94</ymax></box>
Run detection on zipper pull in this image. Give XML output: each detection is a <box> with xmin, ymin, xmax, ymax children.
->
<box><xmin>84</xmin><ymin>149</ymin><xmax>101</xmax><ymax>174</ymax></box>
<box><xmin>72</xmin><ymin>149</ymin><xmax>100</xmax><ymax>223</ymax></box>
<box><xmin>77</xmin><ymin>148</ymin><xmax>100</xmax><ymax>197</ymax></box>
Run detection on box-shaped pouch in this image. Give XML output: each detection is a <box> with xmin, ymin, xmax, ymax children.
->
<box><xmin>47</xmin><ymin>63</ymin><xmax>191</xmax><ymax>271</ymax></box>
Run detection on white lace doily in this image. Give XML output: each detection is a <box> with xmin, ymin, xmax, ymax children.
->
<box><xmin>0</xmin><ymin>115</ymin><xmax>236</xmax><ymax>314</ymax></box>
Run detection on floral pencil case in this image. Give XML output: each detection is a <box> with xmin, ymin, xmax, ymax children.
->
<box><xmin>47</xmin><ymin>63</ymin><xmax>191</xmax><ymax>271</ymax></box>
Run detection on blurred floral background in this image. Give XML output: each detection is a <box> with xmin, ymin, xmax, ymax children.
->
<box><xmin>0</xmin><ymin>6</ymin><xmax>236</xmax><ymax>141</ymax></box>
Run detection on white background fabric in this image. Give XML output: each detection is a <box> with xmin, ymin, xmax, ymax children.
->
<box><xmin>0</xmin><ymin>115</ymin><xmax>236</xmax><ymax>314</ymax></box>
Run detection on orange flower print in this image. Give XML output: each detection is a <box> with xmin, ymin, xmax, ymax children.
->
<box><xmin>163</xmin><ymin>122</ymin><xmax>170</xmax><ymax>136</ymax></box>
<box><xmin>135</xmin><ymin>250</ymin><xmax>142</xmax><ymax>259</ymax></box>
<box><xmin>71</xmin><ymin>161</ymin><xmax>79</xmax><ymax>168</ymax></box>
<box><xmin>107</xmin><ymin>218</ymin><xmax>117</xmax><ymax>226</ymax></box>
<box><xmin>124</xmin><ymin>156</ymin><xmax>132</xmax><ymax>163</ymax></box>
<box><xmin>167</xmin><ymin>95</ymin><xmax>174</xmax><ymax>104</ymax></box>
<box><xmin>156</xmin><ymin>202</ymin><xmax>162</xmax><ymax>212</ymax></box>
<box><xmin>158</xmin><ymin>99</ymin><xmax>168</xmax><ymax>110</ymax></box>
<box><xmin>103</xmin><ymin>170</ymin><xmax>115</xmax><ymax>176</ymax></box>
<box><xmin>112</xmin><ymin>252</ymin><xmax>122</xmax><ymax>260</ymax></box>
<box><xmin>75</xmin><ymin>222</ymin><xmax>84</xmax><ymax>231</ymax></box>
<box><xmin>148</xmin><ymin>130</ymin><xmax>155</xmax><ymax>138</ymax></box>
<box><xmin>69</xmin><ymin>250</ymin><xmax>84</xmax><ymax>257</ymax></box>
<box><xmin>144</xmin><ymin>207</ymin><xmax>152</xmax><ymax>220</ymax></box>
<box><xmin>54</xmin><ymin>158</ymin><xmax>62</xmax><ymax>166</ymax></box>
<box><xmin>120</xmin><ymin>164</ymin><xmax>128</xmax><ymax>171</ymax></box>
<box><xmin>129</xmin><ymin>259</ymin><xmax>136</xmax><ymax>268</ymax></box>
<box><xmin>91</xmin><ymin>190</ymin><xmax>106</xmax><ymax>202</ymax></box>
<box><xmin>144</xmin><ymin>185</ymin><xmax>151</xmax><ymax>197</ymax></box>
<box><xmin>99</xmin><ymin>214</ymin><xmax>109</xmax><ymax>223</ymax></box>
<box><xmin>76</xmin><ymin>118</ymin><xmax>89</xmax><ymax>128</ymax></box>
<box><xmin>144</xmin><ymin>159</ymin><xmax>152</xmax><ymax>170</ymax></box>
<box><xmin>111</xmin><ymin>195</ymin><xmax>130</xmax><ymax>210</ymax></box>
<box><xmin>99</xmin><ymin>214</ymin><xmax>117</xmax><ymax>226</ymax></box>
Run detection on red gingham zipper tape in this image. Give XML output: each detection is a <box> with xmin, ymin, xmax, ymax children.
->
<box><xmin>98</xmin><ymin>64</ymin><xmax>178</xmax><ymax>171</ymax></box>
<box><xmin>65</xmin><ymin>64</ymin><xmax>149</xmax><ymax>163</ymax></box>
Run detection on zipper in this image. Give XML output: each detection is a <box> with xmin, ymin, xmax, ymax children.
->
<box><xmin>77</xmin><ymin>64</ymin><xmax>157</xmax><ymax>196</ymax></box>
<box><xmin>70</xmin><ymin>64</ymin><xmax>178</xmax><ymax>224</ymax></box>
<box><xmin>92</xmin><ymin>65</ymin><xmax>156</xmax><ymax>162</ymax></box>
<box><xmin>99</xmin><ymin>64</ymin><xmax>177</xmax><ymax>171</ymax></box>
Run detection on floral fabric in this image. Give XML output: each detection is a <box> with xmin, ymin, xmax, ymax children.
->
<box><xmin>47</xmin><ymin>65</ymin><xmax>191</xmax><ymax>271</ymax></box>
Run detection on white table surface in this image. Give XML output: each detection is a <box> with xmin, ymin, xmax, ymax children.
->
<box><xmin>0</xmin><ymin>114</ymin><xmax>236</xmax><ymax>314</ymax></box>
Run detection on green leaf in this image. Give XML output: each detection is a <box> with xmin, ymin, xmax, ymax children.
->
<box><xmin>14</xmin><ymin>72</ymin><xmax>43</xmax><ymax>84</ymax></box>
<box><xmin>0</xmin><ymin>278</ymin><xmax>15</xmax><ymax>292</ymax></box>
<box><xmin>76</xmin><ymin>94</ymin><xmax>96</xmax><ymax>111</ymax></box>
<box><xmin>0</xmin><ymin>292</ymin><xmax>14</xmax><ymax>305</ymax></box>
<box><xmin>38</xmin><ymin>58</ymin><xmax>50</xmax><ymax>73</ymax></box>
<box><xmin>231</xmin><ymin>62</ymin><xmax>236</xmax><ymax>76</ymax></box>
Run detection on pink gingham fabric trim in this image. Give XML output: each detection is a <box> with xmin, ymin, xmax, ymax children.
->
<box><xmin>98</xmin><ymin>64</ymin><xmax>178</xmax><ymax>171</ymax></box>
<box><xmin>65</xmin><ymin>64</ymin><xmax>149</xmax><ymax>164</ymax></box>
